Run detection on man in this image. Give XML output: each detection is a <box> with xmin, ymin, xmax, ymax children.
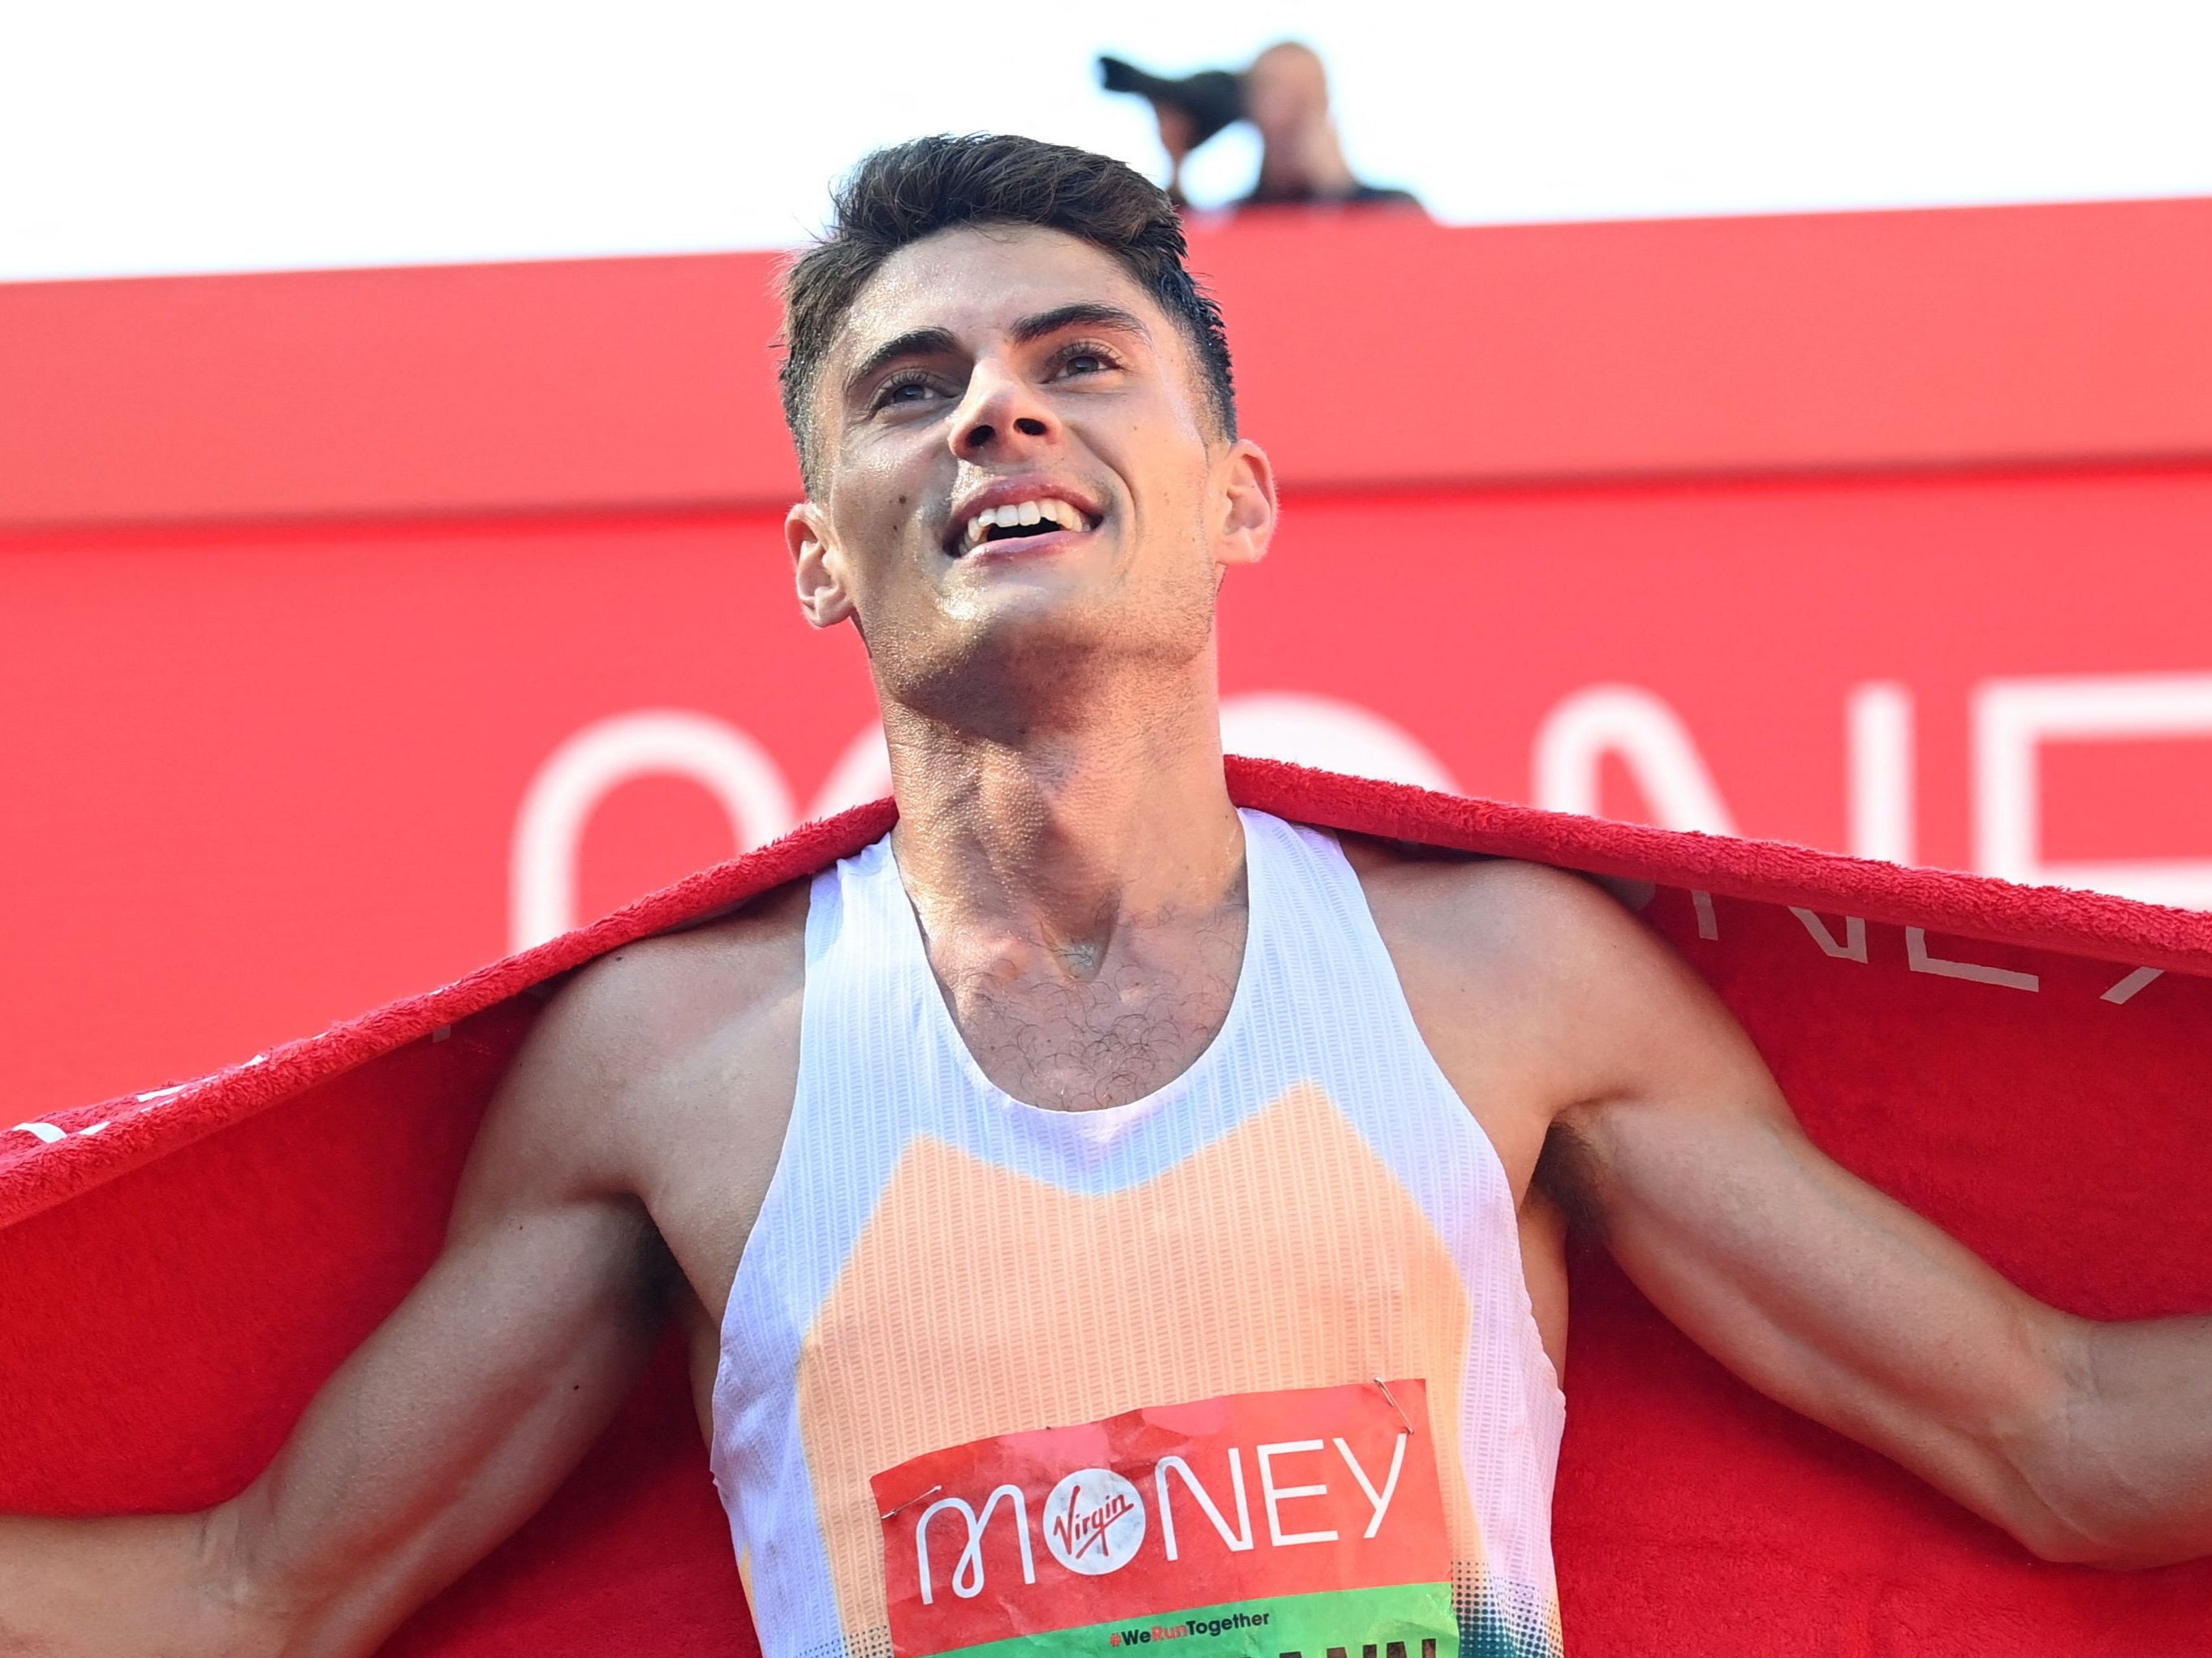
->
<box><xmin>2</xmin><ymin>134</ymin><xmax>2207</xmax><ymax>1658</ymax></box>
<box><xmin>1106</xmin><ymin>42</ymin><xmax>1416</xmax><ymax>212</ymax></box>
<box><xmin>1235</xmin><ymin>42</ymin><xmax>1416</xmax><ymax>211</ymax></box>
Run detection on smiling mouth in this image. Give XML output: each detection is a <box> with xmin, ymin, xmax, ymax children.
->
<box><xmin>950</xmin><ymin>496</ymin><xmax>1097</xmax><ymax>556</ymax></box>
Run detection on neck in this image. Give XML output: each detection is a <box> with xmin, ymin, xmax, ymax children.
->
<box><xmin>881</xmin><ymin>657</ymin><xmax>1245</xmax><ymax>964</ymax></box>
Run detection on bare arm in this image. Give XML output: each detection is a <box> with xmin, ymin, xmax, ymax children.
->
<box><xmin>0</xmin><ymin>960</ymin><xmax>682</xmax><ymax>1658</ymax></box>
<box><xmin>1520</xmin><ymin>867</ymin><xmax>2212</xmax><ymax>1567</ymax></box>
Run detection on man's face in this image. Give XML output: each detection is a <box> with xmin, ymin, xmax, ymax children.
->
<box><xmin>1247</xmin><ymin>45</ymin><xmax>1329</xmax><ymax>153</ymax></box>
<box><xmin>786</xmin><ymin>225</ymin><xmax>1274</xmax><ymax>726</ymax></box>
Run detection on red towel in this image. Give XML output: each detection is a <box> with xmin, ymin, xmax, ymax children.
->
<box><xmin>4</xmin><ymin>759</ymin><xmax>2208</xmax><ymax>1655</ymax></box>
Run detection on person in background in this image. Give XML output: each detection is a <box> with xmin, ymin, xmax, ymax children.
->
<box><xmin>1236</xmin><ymin>41</ymin><xmax>1417</xmax><ymax>210</ymax></box>
<box><xmin>1102</xmin><ymin>41</ymin><xmax>1419</xmax><ymax>213</ymax></box>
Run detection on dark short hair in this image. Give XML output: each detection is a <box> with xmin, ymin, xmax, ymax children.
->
<box><xmin>779</xmin><ymin>134</ymin><xmax>1238</xmax><ymax>485</ymax></box>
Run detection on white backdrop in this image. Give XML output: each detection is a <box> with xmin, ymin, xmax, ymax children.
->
<box><xmin>6</xmin><ymin>0</ymin><xmax>2212</xmax><ymax>282</ymax></box>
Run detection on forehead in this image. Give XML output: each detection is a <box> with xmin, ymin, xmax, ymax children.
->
<box><xmin>831</xmin><ymin>224</ymin><xmax>1169</xmax><ymax>368</ymax></box>
<box><xmin>1250</xmin><ymin>45</ymin><xmax>1324</xmax><ymax>96</ymax></box>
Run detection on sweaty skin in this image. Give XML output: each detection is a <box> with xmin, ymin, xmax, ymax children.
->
<box><xmin>6</xmin><ymin>222</ymin><xmax>2212</xmax><ymax>1658</ymax></box>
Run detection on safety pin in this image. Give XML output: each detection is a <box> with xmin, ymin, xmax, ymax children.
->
<box><xmin>879</xmin><ymin>1483</ymin><xmax>942</xmax><ymax>1522</ymax></box>
<box><xmin>1373</xmin><ymin>1377</ymin><xmax>1414</xmax><ymax>1434</ymax></box>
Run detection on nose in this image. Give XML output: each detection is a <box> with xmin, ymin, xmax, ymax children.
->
<box><xmin>947</xmin><ymin>354</ymin><xmax>1059</xmax><ymax>460</ymax></box>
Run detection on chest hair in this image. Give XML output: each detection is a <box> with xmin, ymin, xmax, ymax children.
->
<box><xmin>933</xmin><ymin>912</ymin><xmax>1245</xmax><ymax>1112</ymax></box>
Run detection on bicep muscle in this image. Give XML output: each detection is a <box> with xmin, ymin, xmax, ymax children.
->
<box><xmin>220</xmin><ymin>977</ymin><xmax>676</xmax><ymax>1657</ymax></box>
<box><xmin>1563</xmin><ymin>957</ymin><xmax>2070</xmax><ymax>1543</ymax></box>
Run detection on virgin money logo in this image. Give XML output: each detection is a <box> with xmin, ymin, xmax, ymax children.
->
<box><xmin>874</xmin><ymin>1380</ymin><xmax>1451</xmax><ymax>1658</ymax></box>
<box><xmin>1044</xmin><ymin>1469</ymin><xmax>1148</xmax><ymax>1575</ymax></box>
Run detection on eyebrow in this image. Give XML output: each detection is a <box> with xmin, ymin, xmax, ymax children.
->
<box><xmin>1007</xmin><ymin>302</ymin><xmax>1152</xmax><ymax>347</ymax></box>
<box><xmin>841</xmin><ymin>304</ymin><xmax>1154</xmax><ymax>403</ymax></box>
<box><xmin>843</xmin><ymin>326</ymin><xmax>960</xmax><ymax>401</ymax></box>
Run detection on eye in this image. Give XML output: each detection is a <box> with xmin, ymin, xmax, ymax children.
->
<box><xmin>1053</xmin><ymin>341</ymin><xmax>1123</xmax><ymax>379</ymax></box>
<box><xmin>873</xmin><ymin>370</ymin><xmax>947</xmax><ymax>411</ymax></box>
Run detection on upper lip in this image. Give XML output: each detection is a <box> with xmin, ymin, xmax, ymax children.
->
<box><xmin>942</xmin><ymin>478</ymin><xmax>1106</xmax><ymax>554</ymax></box>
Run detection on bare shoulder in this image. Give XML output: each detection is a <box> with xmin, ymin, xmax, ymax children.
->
<box><xmin>1339</xmin><ymin>834</ymin><xmax>1665</xmax><ymax>1002</ymax></box>
<box><xmin>465</xmin><ymin>879</ymin><xmax>813</xmax><ymax>1211</ymax></box>
<box><xmin>1335</xmin><ymin>834</ymin><xmax>1740</xmax><ymax>1185</ymax></box>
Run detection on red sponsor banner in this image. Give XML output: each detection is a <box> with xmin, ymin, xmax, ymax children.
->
<box><xmin>6</xmin><ymin>209</ymin><xmax>2212</xmax><ymax>1126</ymax></box>
<box><xmin>3</xmin><ymin>468</ymin><xmax>2211</xmax><ymax>1127</ymax></box>
<box><xmin>871</xmin><ymin>1381</ymin><xmax>1451</xmax><ymax>1657</ymax></box>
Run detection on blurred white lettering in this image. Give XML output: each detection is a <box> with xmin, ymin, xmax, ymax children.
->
<box><xmin>511</xmin><ymin>710</ymin><xmax>796</xmax><ymax>950</ymax></box>
<box><xmin>1975</xmin><ymin>674</ymin><xmax>2212</xmax><ymax>909</ymax></box>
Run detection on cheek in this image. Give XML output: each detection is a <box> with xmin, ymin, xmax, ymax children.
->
<box><xmin>1112</xmin><ymin>421</ymin><xmax>1215</xmax><ymax>526</ymax></box>
<box><xmin>831</xmin><ymin>451</ymin><xmax>934</xmax><ymax>566</ymax></box>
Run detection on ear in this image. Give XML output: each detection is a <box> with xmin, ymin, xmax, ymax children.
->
<box><xmin>787</xmin><ymin>502</ymin><xmax>856</xmax><ymax>629</ymax></box>
<box><xmin>1214</xmin><ymin>438</ymin><xmax>1278</xmax><ymax>569</ymax></box>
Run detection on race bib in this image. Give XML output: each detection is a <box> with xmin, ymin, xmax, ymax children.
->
<box><xmin>871</xmin><ymin>1380</ymin><xmax>1458</xmax><ymax>1658</ymax></box>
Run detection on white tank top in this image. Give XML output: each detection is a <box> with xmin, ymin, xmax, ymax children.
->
<box><xmin>711</xmin><ymin>810</ymin><xmax>1566</xmax><ymax>1658</ymax></box>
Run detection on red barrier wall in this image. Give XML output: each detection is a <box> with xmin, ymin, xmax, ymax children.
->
<box><xmin>4</xmin><ymin>200</ymin><xmax>2211</xmax><ymax>1118</ymax></box>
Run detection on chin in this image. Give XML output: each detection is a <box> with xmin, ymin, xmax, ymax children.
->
<box><xmin>959</xmin><ymin>590</ymin><xmax>1122</xmax><ymax>667</ymax></box>
<box><xmin>883</xmin><ymin>597</ymin><xmax>1203</xmax><ymax>728</ymax></box>
<box><xmin>938</xmin><ymin>555</ymin><xmax>1119</xmax><ymax>634</ymax></box>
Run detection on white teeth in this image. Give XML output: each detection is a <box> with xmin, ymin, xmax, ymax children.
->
<box><xmin>959</xmin><ymin>496</ymin><xmax>1093</xmax><ymax>549</ymax></box>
